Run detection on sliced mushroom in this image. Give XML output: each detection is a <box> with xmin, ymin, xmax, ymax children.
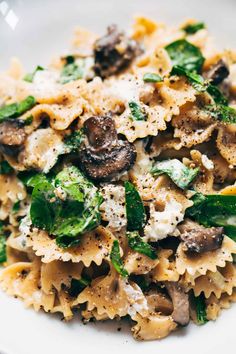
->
<box><xmin>0</xmin><ymin>120</ymin><xmax>26</xmax><ymax>156</ymax></box>
<box><xmin>78</xmin><ymin>114</ymin><xmax>136</xmax><ymax>181</ymax></box>
<box><xmin>146</xmin><ymin>289</ymin><xmax>173</xmax><ymax>315</ymax></box>
<box><xmin>204</xmin><ymin>59</ymin><xmax>229</xmax><ymax>85</ymax></box>
<box><xmin>179</xmin><ymin>219</ymin><xmax>224</xmax><ymax>254</ymax></box>
<box><xmin>94</xmin><ymin>24</ymin><xmax>140</xmax><ymax>78</ymax></box>
<box><xmin>165</xmin><ymin>282</ymin><xmax>190</xmax><ymax>326</ymax></box>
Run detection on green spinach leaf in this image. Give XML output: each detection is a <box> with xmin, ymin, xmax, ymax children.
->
<box><xmin>60</xmin><ymin>62</ymin><xmax>83</xmax><ymax>84</ymax></box>
<box><xmin>127</xmin><ymin>231</ymin><xmax>157</xmax><ymax>260</ymax></box>
<box><xmin>125</xmin><ymin>181</ymin><xmax>146</xmax><ymax>231</ymax></box>
<box><xmin>0</xmin><ymin>161</ymin><xmax>14</xmax><ymax>175</ymax></box>
<box><xmin>165</xmin><ymin>39</ymin><xmax>204</xmax><ymax>73</ymax></box>
<box><xmin>171</xmin><ymin>65</ymin><xmax>207</xmax><ymax>91</ymax></box>
<box><xmin>204</xmin><ymin>104</ymin><xmax>236</xmax><ymax>124</ymax></box>
<box><xmin>193</xmin><ymin>294</ymin><xmax>208</xmax><ymax>325</ymax></box>
<box><xmin>68</xmin><ymin>276</ymin><xmax>91</xmax><ymax>297</ymax></box>
<box><xmin>186</xmin><ymin>193</ymin><xmax>236</xmax><ymax>240</ymax></box>
<box><xmin>128</xmin><ymin>101</ymin><xmax>147</xmax><ymax>121</ymax></box>
<box><xmin>110</xmin><ymin>240</ymin><xmax>128</xmax><ymax>277</ymax></box>
<box><xmin>206</xmin><ymin>84</ymin><xmax>228</xmax><ymax>105</ymax></box>
<box><xmin>183</xmin><ymin>22</ymin><xmax>205</xmax><ymax>35</ymax></box>
<box><xmin>0</xmin><ymin>96</ymin><xmax>36</xmax><ymax>123</ymax></box>
<box><xmin>24</xmin><ymin>66</ymin><xmax>44</xmax><ymax>83</ymax></box>
<box><xmin>12</xmin><ymin>200</ymin><xmax>21</xmax><ymax>214</ymax></box>
<box><xmin>23</xmin><ymin>115</ymin><xmax>34</xmax><ymax>126</ymax></box>
<box><xmin>151</xmin><ymin>159</ymin><xmax>199</xmax><ymax>189</ymax></box>
<box><xmin>0</xmin><ymin>222</ymin><xmax>7</xmax><ymax>263</ymax></box>
<box><xmin>29</xmin><ymin>166</ymin><xmax>103</xmax><ymax>248</ymax></box>
<box><xmin>0</xmin><ymin>234</ymin><xmax>6</xmax><ymax>263</ymax></box>
<box><xmin>64</xmin><ymin>130</ymin><xmax>85</xmax><ymax>152</ymax></box>
<box><xmin>143</xmin><ymin>73</ymin><xmax>163</xmax><ymax>83</ymax></box>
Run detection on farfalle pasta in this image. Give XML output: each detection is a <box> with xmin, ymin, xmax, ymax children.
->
<box><xmin>0</xmin><ymin>16</ymin><xmax>236</xmax><ymax>341</ymax></box>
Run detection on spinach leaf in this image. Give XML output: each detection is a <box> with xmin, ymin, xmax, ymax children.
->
<box><xmin>125</xmin><ymin>181</ymin><xmax>146</xmax><ymax>231</ymax></box>
<box><xmin>127</xmin><ymin>231</ymin><xmax>157</xmax><ymax>260</ymax></box>
<box><xmin>24</xmin><ymin>66</ymin><xmax>44</xmax><ymax>83</ymax></box>
<box><xmin>128</xmin><ymin>101</ymin><xmax>147</xmax><ymax>121</ymax></box>
<box><xmin>23</xmin><ymin>115</ymin><xmax>34</xmax><ymax>126</ymax></box>
<box><xmin>60</xmin><ymin>61</ymin><xmax>83</xmax><ymax>84</ymax></box>
<box><xmin>206</xmin><ymin>85</ymin><xmax>228</xmax><ymax>105</ymax></box>
<box><xmin>186</xmin><ymin>193</ymin><xmax>236</xmax><ymax>241</ymax></box>
<box><xmin>0</xmin><ymin>161</ymin><xmax>14</xmax><ymax>175</ymax></box>
<box><xmin>143</xmin><ymin>73</ymin><xmax>163</xmax><ymax>83</ymax></box>
<box><xmin>0</xmin><ymin>222</ymin><xmax>7</xmax><ymax>263</ymax></box>
<box><xmin>64</xmin><ymin>130</ymin><xmax>85</xmax><ymax>152</ymax></box>
<box><xmin>29</xmin><ymin>166</ymin><xmax>103</xmax><ymax>248</ymax></box>
<box><xmin>193</xmin><ymin>294</ymin><xmax>208</xmax><ymax>325</ymax></box>
<box><xmin>30</xmin><ymin>176</ymin><xmax>56</xmax><ymax>231</ymax></box>
<box><xmin>171</xmin><ymin>65</ymin><xmax>207</xmax><ymax>91</ymax></box>
<box><xmin>17</xmin><ymin>96</ymin><xmax>36</xmax><ymax>116</ymax></box>
<box><xmin>18</xmin><ymin>171</ymin><xmax>43</xmax><ymax>188</ymax></box>
<box><xmin>0</xmin><ymin>96</ymin><xmax>36</xmax><ymax>123</ymax></box>
<box><xmin>12</xmin><ymin>200</ymin><xmax>21</xmax><ymax>214</ymax></box>
<box><xmin>151</xmin><ymin>159</ymin><xmax>199</xmax><ymax>189</ymax></box>
<box><xmin>0</xmin><ymin>234</ymin><xmax>6</xmax><ymax>263</ymax></box>
<box><xmin>171</xmin><ymin>65</ymin><xmax>234</xmax><ymax>124</ymax></box>
<box><xmin>204</xmin><ymin>104</ymin><xmax>236</xmax><ymax>124</ymax></box>
<box><xmin>110</xmin><ymin>240</ymin><xmax>128</xmax><ymax>277</ymax></box>
<box><xmin>64</xmin><ymin>55</ymin><xmax>75</xmax><ymax>64</ymax></box>
<box><xmin>183</xmin><ymin>22</ymin><xmax>205</xmax><ymax>35</ymax></box>
<box><xmin>68</xmin><ymin>276</ymin><xmax>90</xmax><ymax>297</ymax></box>
<box><xmin>171</xmin><ymin>66</ymin><xmax>228</xmax><ymax>103</ymax></box>
<box><xmin>165</xmin><ymin>39</ymin><xmax>204</xmax><ymax>73</ymax></box>
<box><xmin>0</xmin><ymin>103</ymin><xmax>18</xmax><ymax>122</ymax></box>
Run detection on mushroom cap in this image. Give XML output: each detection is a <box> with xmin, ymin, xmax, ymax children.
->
<box><xmin>165</xmin><ymin>282</ymin><xmax>190</xmax><ymax>326</ymax></box>
<box><xmin>179</xmin><ymin>219</ymin><xmax>224</xmax><ymax>254</ymax></box>
<box><xmin>94</xmin><ymin>24</ymin><xmax>140</xmax><ymax>78</ymax></box>
<box><xmin>0</xmin><ymin>120</ymin><xmax>26</xmax><ymax>156</ymax></box>
<box><xmin>79</xmin><ymin>114</ymin><xmax>136</xmax><ymax>181</ymax></box>
<box><xmin>204</xmin><ymin>59</ymin><xmax>229</xmax><ymax>85</ymax></box>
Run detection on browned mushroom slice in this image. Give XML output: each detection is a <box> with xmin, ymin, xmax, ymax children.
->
<box><xmin>94</xmin><ymin>24</ymin><xmax>140</xmax><ymax>78</ymax></box>
<box><xmin>146</xmin><ymin>289</ymin><xmax>173</xmax><ymax>315</ymax></box>
<box><xmin>179</xmin><ymin>219</ymin><xmax>224</xmax><ymax>254</ymax></box>
<box><xmin>0</xmin><ymin>120</ymin><xmax>26</xmax><ymax>156</ymax></box>
<box><xmin>83</xmin><ymin>115</ymin><xmax>118</xmax><ymax>152</ymax></box>
<box><xmin>204</xmin><ymin>59</ymin><xmax>229</xmax><ymax>85</ymax></box>
<box><xmin>78</xmin><ymin>114</ymin><xmax>136</xmax><ymax>181</ymax></box>
<box><xmin>165</xmin><ymin>282</ymin><xmax>190</xmax><ymax>326</ymax></box>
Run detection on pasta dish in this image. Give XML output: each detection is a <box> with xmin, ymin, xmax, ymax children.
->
<box><xmin>0</xmin><ymin>16</ymin><xmax>236</xmax><ymax>341</ymax></box>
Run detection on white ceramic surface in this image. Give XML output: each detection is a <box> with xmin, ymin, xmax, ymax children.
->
<box><xmin>0</xmin><ymin>1</ymin><xmax>235</xmax><ymax>353</ymax></box>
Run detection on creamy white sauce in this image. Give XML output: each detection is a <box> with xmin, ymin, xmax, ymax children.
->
<box><xmin>32</xmin><ymin>69</ymin><xmax>60</xmax><ymax>97</ymax></box>
<box><xmin>123</xmin><ymin>282</ymin><xmax>148</xmax><ymax>318</ymax></box>
<box><xmin>22</xmin><ymin>128</ymin><xmax>66</xmax><ymax>173</ymax></box>
<box><xmin>201</xmin><ymin>154</ymin><xmax>214</xmax><ymax>170</ymax></box>
<box><xmin>100</xmin><ymin>184</ymin><xmax>126</xmax><ymax>231</ymax></box>
<box><xmin>144</xmin><ymin>198</ymin><xmax>184</xmax><ymax>242</ymax></box>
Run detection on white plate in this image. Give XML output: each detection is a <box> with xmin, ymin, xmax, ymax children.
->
<box><xmin>0</xmin><ymin>1</ymin><xmax>235</xmax><ymax>353</ymax></box>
